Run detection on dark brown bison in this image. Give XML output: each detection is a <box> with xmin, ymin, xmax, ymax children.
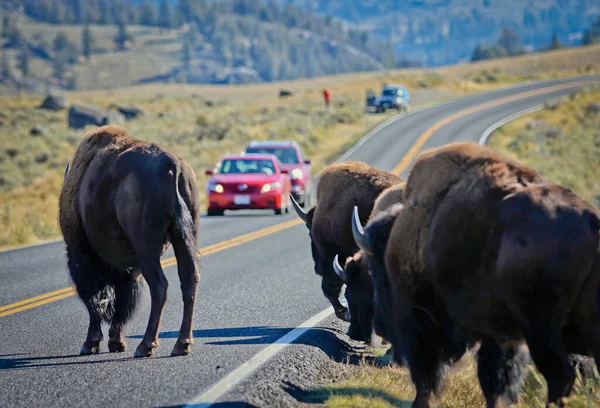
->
<box><xmin>59</xmin><ymin>125</ymin><xmax>200</xmax><ymax>358</ymax></box>
<box><xmin>332</xmin><ymin>181</ymin><xmax>405</xmax><ymax>349</ymax></box>
<box><xmin>290</xmin><ymin>161</ymin><xmax>402</xmax><ymax>343</ymax></box>
<box><xmin>352</xmin><ymin>142</ymin><xmax>600</xmax><ymax>407</ymax></box>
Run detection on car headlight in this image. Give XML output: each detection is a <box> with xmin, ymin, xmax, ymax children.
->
<box><xmin>290</xmin><ymin>168</ymin><xmax>303</xmax><ymax>180</ymax></box>
<box><xmin>396</xmin><ymin>97</ymin><xmax>403</xmax><ymax>104</ymax></box>
<box><xmin>261</xmin><ymin>182</ymin><xmax>280</xmax><ymax>193</ymax></box>
<box><xmin>208</xmin><ymin>183</ymin><xmax>224</xmax><ymax>193</ymax></box>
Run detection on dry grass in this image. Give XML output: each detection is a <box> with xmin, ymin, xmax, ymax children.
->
<box><xmin>310</xmin><ymin>347</ymin><xmax>600</xmax><ymax>408</ymax></box>
<box><xmin>488</xmin><ymin>85</ymin><xmax>600</xmax><ymax>208</ymax></box>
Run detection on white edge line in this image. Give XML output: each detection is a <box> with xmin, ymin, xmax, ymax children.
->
<box><xmin>184</xmin><ymin>306</ymin><xmax>335</xmax><ymax>408</ymax></box>
<box><xmin>478</xmin><ymin>104</ymin><xmax>544</xmax><ymax>146</ymax></box>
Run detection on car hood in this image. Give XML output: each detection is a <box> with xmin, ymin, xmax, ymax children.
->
<box><xmin>209</xmin><ymin>174</ymin><xmax>281</xmax><ymax>185</ymax></box>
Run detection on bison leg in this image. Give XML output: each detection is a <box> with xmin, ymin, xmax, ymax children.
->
<box><xmin>108</xmin><ymin>271</ymin><xmax>142</xmax><ymax>353</ymax></box>
<box><xmin>169</xmin><ymin>222</ymin><xmax>200</xmax><ymax>357</ymax></box>
<box><xmin>134</xmin><ymin>258</ymin><xmax>168</xmax><ymax>358</ymax></box>
<box><xmin>525</xmin><ymin>327</ymin><xmax>575</xmax><ymax>406</ymax></box>
<box><xmin>67</xmin><ymin>245</ymin><xmax>113</xmax><ymax>355</ymax></box>
<box><xmin>476</xmin><ymin>338</ymin><xmax>528</xmax><ymax>408</ymax></box>
<box><xmin>321</xmin><ymin>277</ymin><xmax>349</xmax><ymax>321</ymax></box>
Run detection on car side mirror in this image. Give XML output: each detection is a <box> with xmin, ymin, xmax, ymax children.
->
<box><xmin>205</xmin><ymin>169</ymin><xmax>214</xmax><ymax>176</ymax></box>
<box><xmin>304</xmin><ymin>159</ymin><xmax>312</xmax><ymax>165</ymax></box>
<box><xmin>281</xmin><ymin>169</ymin><xmax>289</xmax><ymax>174</ymax></box>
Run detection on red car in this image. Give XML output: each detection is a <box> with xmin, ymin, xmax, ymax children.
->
<box><xmin>205</xmin><ymin>153</ymin><xmax>292</xmax><ymax>216</ymax></box>
<box><xmin>244</xmin><ymin>141</ymin><xmax>313</xmax><ymax>208</ymax></box>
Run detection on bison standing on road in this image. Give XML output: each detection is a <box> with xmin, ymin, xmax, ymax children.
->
<box><xmin>332</xmin><ymin>181</ymin><xmax>405</xmax><ymax>349</ymax></box>
<box><xmin>352</xmin><ymin>142</ymin><xmax>600</xmax><ymax>407</ymax></box>
<box><xmin>59</xmin><ymin>125</ymin><xmax>201</xmax><ymax>358</ymax></box>
<box><xmin>290</xmin><ymin>161</ymin><xmax>402</xmax><ymax>343</ymax></box>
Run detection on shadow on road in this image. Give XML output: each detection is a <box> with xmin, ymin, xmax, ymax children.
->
<box><xmin>127</xmin><ymin>326</ymin><xmax>293</xmax><ymax>345</ymax></box>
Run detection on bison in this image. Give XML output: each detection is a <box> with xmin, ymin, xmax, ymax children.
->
<box><xmin>290</xmin><ymin>161</ymin><xmax>403</xmax><ymax>343</ymax></box>
<box><xmin>351</xmin><ymin>142</ymin><xmax>600</xmax><ymax>407</ymax></box>
<box><xmin>59</xmin><ymin>125</ymin><xmax>200</xmax><ymax>358</ymax></box>
<box><xmin>332</xmin><ymin>181</ymin><xmax>405</xmax><ymax>349</ymax></box>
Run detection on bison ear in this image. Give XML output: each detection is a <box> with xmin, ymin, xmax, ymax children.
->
<box><xmin>333</xmin><ymin>254</ymin><xmax>348</xmax><ymax>282</ymax></box>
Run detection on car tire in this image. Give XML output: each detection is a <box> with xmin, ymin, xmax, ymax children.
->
<box><xmin>207</xmin><ymin>208</ymin><xmax>224</xmax><ymax>216</ymax></box>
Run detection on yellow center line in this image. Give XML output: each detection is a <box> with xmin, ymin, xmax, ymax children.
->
<box><xmin>0</xmin><ymin>219</ymin><xmax>304</xmax><ymax>318</ymax></box>
<box><xmin>2</xmin><ymin>79</ymin><xmax>596</xmax><ymax>319</ymax></box>
<box><xmin>391</xmin><ymin>79</ymin><xmax>599</xmax><ymax>175</ymax></box>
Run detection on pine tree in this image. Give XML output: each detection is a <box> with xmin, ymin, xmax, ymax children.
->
<box><xmin>550</xmin><ymin>31</ymin><xmax>561</xmax><ymax>50</ymax></box>
<box><xmin>53</xmin><ymin>51</ymin><xmax>67</xmax><ymax>80</ymax></box>
<box><xmin>1</xmin><ymin>49</ymin><xmax>12</xmax><ymax>80</ymax></box>
<box><xmin>82</xmin><ymin>24</ymin><xmax>94</xmax><ymax>62</ymax></box>
<box><xmin>114</xmin><ymin>21</ymin><xmax>131</xmax><ymax>51</ymax></box>
<box><xmin>139</xmin><ymin>0</ymin><xmax>158</xmax><ymax>26</ymax></box>
<box><xmin>182</xmin><ymin>38</ymin><xmax>193</xmax><ymax>81</ymax></box>
<box><xmin>159</xmin><ymin>0</ymin><xmax>174</xmax><ymax>31</ymax></box>
<box><xmin>1</xmin><ymin>15</ymin><xmax>10</xmax><ymax>38</ymax></box>
<box><xmin>16</xmin><ymin>45</ymin><xmax>30</xmax><ymax>78</ymax></box>
<box><xmin>53</xmin><ymin>31</ymin><xmax>69</xmax><ymax>54</ymax></box>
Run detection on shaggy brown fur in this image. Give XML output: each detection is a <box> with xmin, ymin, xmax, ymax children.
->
<box><xmin>375</xmin><ymin>142</ymin><xmax>600</xmax><ymax>407</ymax></box>
<box><xmin>59</xmin><ymin>125</ymin><xmax>200</xmax><ymax>358</ymax></box>
<box><xmin>291</xmin><ymin>161</ymin><xmax>402</xmax><ymax>342</ymax></box>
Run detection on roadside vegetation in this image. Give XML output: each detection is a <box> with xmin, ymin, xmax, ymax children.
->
<box><xmin>307</xmin><ymin>85</ymin><xmax>600</xmax><ymax>408</ymax></box>
<box><xmin>0</xmin><ymin>45</ymin><xmax>599</xmax><ymax>250</ymax></box>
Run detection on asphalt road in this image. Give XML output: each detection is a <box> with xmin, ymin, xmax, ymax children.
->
<box><xmin>1</xmin><ymin>75</ymin><xmax>598</xmax><ymax>408</ymax></box>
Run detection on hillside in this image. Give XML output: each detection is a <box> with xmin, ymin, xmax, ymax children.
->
<box><xmin>0</xmin><ymin>0</ymin><xmax>403</xmax><ymax>92</ymax></box>
<box><xmin>280</xmin><ymin>0</ymin><xmax>600</xmax><ymax>66</ymax></box>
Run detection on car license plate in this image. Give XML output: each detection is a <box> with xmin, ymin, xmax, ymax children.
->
<box><xmin>234</xmin><ymin>195</ymin><xmax>250</xmax><ymax>205</ymax></box>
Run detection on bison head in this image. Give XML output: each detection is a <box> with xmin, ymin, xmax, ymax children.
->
<box><xmin>332</xmin><ymin>252</ymin><xmax>381</xmax><ymax>345</ymax></box>
<box><xmin>349</xmin><ymin>205</ymin><xmax>404</xmax><ymax>351</ymax></box>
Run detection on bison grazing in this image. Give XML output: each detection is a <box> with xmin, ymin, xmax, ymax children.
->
<box><xmin>332</xmin><ymin>181</ymin><xmax>405</xmax><ymax>348</ymax></box>
<box><xmin>291</xmin><ymin>161</ymin><xmax>402</xmax><ymax>343</ymax></box>
<box><xmin>352</xmin><ymin>142</ymin><xmax>600</xmax><ymax>407</ymax></box>
<box><xmin>59</xmin><ymin>125</ymin><xmax>200</xmax><ymax>358</ymax></box>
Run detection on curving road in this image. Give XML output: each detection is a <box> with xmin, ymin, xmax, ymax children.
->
<box><xmin>1</xmin><ymin>75</ymin><xmax>598</xmax><ymax>408</ymax></box>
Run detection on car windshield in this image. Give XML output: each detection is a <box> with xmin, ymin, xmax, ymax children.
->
<box><xmin>382</xmin><ymin>88</ymin><xmax>403</xmax><ymax>96</ymax></box>
<box><xmin>217</xmin><ymin>159</ymin><xmax>277</xmax><ymax>175</ymax></box>
<box><xmin>245</xmin><ymin>147</ymin><xmax>299</xmax><ymax>164</ymax></box>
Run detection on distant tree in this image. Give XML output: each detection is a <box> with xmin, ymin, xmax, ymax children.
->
<box><xmin>139</xmin><ymin>0</ymin><xmax>158</xmax><ymax>26</ymax></box>
<box><xmin>182</xmin><ymin>38</ymin><xmax>193</xmax><ymax>80</ymax></box>
<box><xmin>53</xmin><ymin>31</ymin><xmax>69</xmax><ymax>54</ymax></box>
<box><xmin>382</xmin><ymin>39</ymin><xmax>397</xmax><ymax>68</ymax></box>
<box><xmin>582</xmin><ymin>17</ymin><xmax>600</xmax><ymax>46</ymax></box>
<box><xmin>53</xmin><ymin>51</ymin><xmax>68</xmax><ymax>79</ymax></box>
<box><xmin>1</xmin><ymin>50</ymin><xmax>12</xmax><ymax>80</ymax></box>
<box><xmin>188</xmin><ymin>20</ymin><xmax>201</xmax><ymax>45</ymax></box>
<box><xmin>471</xmin><ymin>43</ymin><xmax>507</xmax><ymax>61</ymax></box>
<box><xmin>8</xmin><ymin>23</ymin><xmax>23</xmax><ymax>48</ymax></box>
<box><xmin>16</xmin><ymin>45</ymin><xmax>30</xmax><ymax>78</ymax></box>
<box><xmin>159</xmin><ymin>0</ymin><xmax>174</xmax><ymax>30</ymax></box>
<box><xmin>82</xmin><ymin>24</ymin><xmax>94</xmax><ymax>62</ymax></box>
<box><xmin>98</xmin><ymin>1</ymin><xmax>112</xmax><ymax>25</ymax></box>
<box><xmin>549</xmin><ymin>30</ymin><xmax>561</xmax><ymax>50</ymax></box>
<box><xmin>483</xmin><ymin>0</ymin><xmax>490</xmax><ymax>7</ymax></box>
<box><xmin>114</xmin><ymin>21</ymin><xmax>132</xmax><ymax>51</ymax></box>
<box><xmin>1</xmin><ymin>15</ymin><xmax>11</xmax><ymax>38</ymax></box>
<box><xmin>497</xmin><ymin>27</ymin><xmax>524</xmax><ymax>56</ymax></box>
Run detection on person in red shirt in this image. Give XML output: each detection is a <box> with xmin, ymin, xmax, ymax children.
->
<box><xmin>323</xmin><ymin>89</ymin><xmax>331</xmax><ymax>109</ymax></box>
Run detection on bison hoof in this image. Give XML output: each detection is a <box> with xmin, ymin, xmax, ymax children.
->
<box><xmin>80</xmin><ymin>342</ymin><xmax>101</xmax><ymax>355</ymax></box>
<box><xmin>108</xmin><ymin>340</ymin><xmax>126</xmax><ymax>353</ymax></box>
<box><xmin>171</xmin><ymin>341</ymin><xmax>192</xmax><ymax>356</ymax></box>
<box><xmin>133</xmin><ymin>342</ymin><xmax>157</xmax><ymax>358</ymax></box>
<box><xmin>334</xmin><ymin>307</ymin><xmax>350</xmax><ymax>322</ymax></box>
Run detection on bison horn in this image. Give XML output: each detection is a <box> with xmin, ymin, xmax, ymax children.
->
<box><xmin>290</xmin><ymin>194</ymin><xmax>308</xmax><ymax>224</ymax></box>
<box><xmin>352</xmin><ymin>206</ymin><xmax>373</xmax><ymax>256</ymax></box>
<box><xmin>64</xmin><ymin>163</ymin><xmax>70</xmax><ymax>180</ymax></box>
<box><xmin>333</xmin><ymin>254</ymin><xmax>347</xmax><ymax>282</ymax></box>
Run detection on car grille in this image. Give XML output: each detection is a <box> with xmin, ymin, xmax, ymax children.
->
<box><xmin>221</xmin><ymin>184</ymin><xmax>262</xmax><ymax>194</ymax></box>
